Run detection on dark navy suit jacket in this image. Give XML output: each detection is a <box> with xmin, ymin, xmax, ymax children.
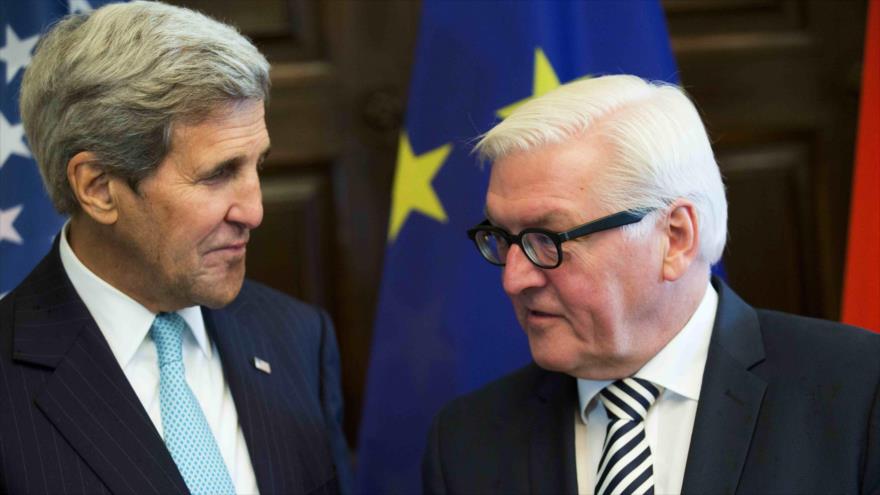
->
<box><xmin>423</xmin><ymin>279</ymin><xmax>880</xmax><ymax>494</ymax></box>
<box><xmin>0</xmin><ymin>242</ymin><xmax>353</xmax><ymax>494</ymax></box>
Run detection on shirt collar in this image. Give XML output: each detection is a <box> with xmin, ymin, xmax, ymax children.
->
<box><xmin>576</xmin><ymin>281</ymin><xmax>718</xmax><ymax>423</ymax></box>
<box><xmin>58</xmin><ymin>221</ymin><xmax>213</xmax><ymax>368</ymax></box>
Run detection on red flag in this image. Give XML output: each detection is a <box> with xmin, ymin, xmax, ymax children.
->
<box><xmin>842</xmin><ymin>0</ymin><xmax>880</xmax><ymax>332</ymax></box>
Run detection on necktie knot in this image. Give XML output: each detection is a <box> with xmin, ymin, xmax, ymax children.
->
<box><xmin>150</xmin><ymin>312</ymin><xmax>187</xmax><ymax>367</ymax></box>
<box><xmin>595</xmin><ymin>377</ymin><xmax>661</xmax><ymax>495</ymax></box>
<box><xmin>599</xmin><ymin>377</ymin><xmax>660</xmax><ymax>422</ymax></box>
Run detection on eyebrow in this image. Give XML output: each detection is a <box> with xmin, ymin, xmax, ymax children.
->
<box><xmin>206</xmin><ymin>145</ymin><xmax>272</xmax><ymax>175</ymax></box>
<box><xmin>484</xmin><ymin>208</ymin><xmax>571</xmax><ymax>230</ymax></box>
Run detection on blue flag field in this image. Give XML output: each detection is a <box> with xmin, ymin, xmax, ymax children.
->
<box><xmin>356</xmin><ymin>1</ymin><xmax>680</xmax><ymax>494</ymax></box>
<box><xmin>1</xmin><ymin>0</ymin><xmax>117</xmax><ymax>297</ymax></box>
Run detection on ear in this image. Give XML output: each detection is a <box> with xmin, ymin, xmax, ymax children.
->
<box><xmin>67</xmin><ymin>151</ymin><xmax>120</xmax><ymax>225</ymax></box>
<box><xmin>661</xmin><ymin>200</ymin><xmax>700</xmax><ymax>282</ymax></box>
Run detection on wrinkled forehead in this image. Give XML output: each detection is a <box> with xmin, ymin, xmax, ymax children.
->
<box><xmin>488</xmin><ymin>130</ymin><xmax>611</xmax><ymax>182</ymax></box>
<box><xmin>167</xmin><ymin>98</ymin><xmax>267</xmax><ymax>146</ymax></box>
<box><xmin>485</xmin><ymin>137</ymin><xmax>610</xmax><ymax>228</ymax></box>
<box><xmin>486</xmin><ymin>136</ymin><xmax>610</xmax><ymax>195</ymax></box>
<box><xmin>173</xmin><ymin>98</ymin><xmax>266</xmax><ymax>129</ymax></box>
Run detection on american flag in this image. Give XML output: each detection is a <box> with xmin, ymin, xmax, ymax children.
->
<box><xmin>0</xmin><ymin>0</ymin><xmax>117</xmax><ymax>297</ymax></box>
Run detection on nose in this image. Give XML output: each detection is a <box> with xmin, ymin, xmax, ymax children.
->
<box><xmin>227</xmin><ymin>168</ymin><xmax>263</xmax><ymax>230</ymax></box>
<box><xmin>501</xmin><ymin>244</ymin><xmax>547</xmax><ymax>295</ymax></box>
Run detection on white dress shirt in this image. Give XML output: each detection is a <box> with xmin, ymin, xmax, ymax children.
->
<box><xmin>575</xmin><ymin>283</ymin><xmax>718</xmax><ymax>495</ymax></box>
<box><xmin>59</xmin><ymin>223</ymin><xmax>260</xmax><ymax>494</ymax></box>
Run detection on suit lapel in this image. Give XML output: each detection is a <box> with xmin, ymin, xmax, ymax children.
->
<box><xmin>13</xmin><ymin>245</ymin><xmax>187</xmax><ymax>495</ymax></box>
<box><xmin>681</xmin><ymin>279</ymin><xmax>767</xmax><ymax>494</ymax></box>
<box><xmin>528</xmin><ymin>370</ymin><xmax>579</xmax><ymax>495</ymax></box>
<box><xmin>205</xmin><ymin>291</ymin><xmax>336</xmax><ymax>495</ymax></box>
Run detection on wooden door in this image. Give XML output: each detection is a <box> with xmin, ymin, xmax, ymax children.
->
<box><xmin>666</xmin><ymin>0</ymin><xmax>867</xmax><ymax>317</ymax></box>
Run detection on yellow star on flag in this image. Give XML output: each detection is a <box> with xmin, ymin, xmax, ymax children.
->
<box><xmin>496</xmin><ymin>47</ymin><xmax>562</xmax><ymax>118</ymax></box>
<box><xmin>387</xmin><ymin>132</ymin><xmax>453</xmax><ymax>243</ymax></box>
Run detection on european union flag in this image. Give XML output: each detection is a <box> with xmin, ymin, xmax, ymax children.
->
<box><xmin>0</xmin><ymin>0</ymin><xmax>117</xmax><ymax>297</ymax></box>
<box><xmin>357</xmin><ymin>2</ymin><xmax>679</xmax><ymax>493</ymax></box>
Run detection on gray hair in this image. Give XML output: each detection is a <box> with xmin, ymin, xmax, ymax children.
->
<box><xmin>20</xmin><ymin>1</ymin><xmax>270</xmax><ymax>214</ymax></box>
<box><xmin>474</xmin><ymin>75</ymin><xmax>727</xmax><ymax>264</ymax></box>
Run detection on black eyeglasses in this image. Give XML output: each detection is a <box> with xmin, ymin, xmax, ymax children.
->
<box><xmin>466</xmin><ymin>209</ymin><xmax>650</xmax><ymax>269</ymax></box>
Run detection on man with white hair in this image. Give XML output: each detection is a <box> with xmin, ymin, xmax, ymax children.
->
<box><xmin>0</xmin><ymin>2</ymin><xmax>351</xmax><ymax>494</ymax></box>
<box><xmin>423</xmin><ymin>75</ymin><xmax>880</xmax><ymax>494</ymax></box>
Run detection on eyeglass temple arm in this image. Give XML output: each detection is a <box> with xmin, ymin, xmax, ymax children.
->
<box><xmin>559</xmin><ymin>210</ymin><xmax>647</xmax><ymax>241</ymax></box>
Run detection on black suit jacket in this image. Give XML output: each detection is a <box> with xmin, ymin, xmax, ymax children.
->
<box><xmin>0</xmin><ymin>243</ymin><xmax>353</xmax><ymax>494</ymax></box>
<box><xmin>423</xmin><ymin>279</ymin><xmax>880</xmax><ymax>494</ymax></box>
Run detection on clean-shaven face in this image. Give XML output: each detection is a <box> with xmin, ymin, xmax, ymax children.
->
<box><xmin>485</xmin><ymin>135</ymin><xmax>668</xmax><ymax>379</ymax></box>
<box><xmin>113</xmin><ymin>99</ymin><xmax>270</xmax><ymax>309</ymax></box>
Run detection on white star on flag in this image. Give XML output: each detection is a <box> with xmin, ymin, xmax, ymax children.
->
<box><xmin>68</xmin><ymin>0</ymin><xmax>94</xmax><ymax>14</ymax></box>
<box><xmin>0</xmin><ymin>25</ymin><xmax>39</xmax><ymax>83</ymax></box>
<box><xmin>1</xmin><ymin>111</ymin><xmax>32</xmax><ymax>169</ymax></box>
<box><xmin>0</xmin><ymin>205</ymin><xmax>24</xmax><ymax>244</ymax></box>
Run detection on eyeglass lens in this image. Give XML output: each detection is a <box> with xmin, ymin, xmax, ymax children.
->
<box><xmin>522</xmin><ymin>232</ymin><xmax>558</xmax><ymax>266</ymax></box>
<box><xmin>476</xmin><ymin>231</ymin><xmax>507</xmax><ymax>264</ymax></box>
<box><xmin>475</xmin><ymin>230</ymin><xmax>560</xmax><ymax>267</ymax></box>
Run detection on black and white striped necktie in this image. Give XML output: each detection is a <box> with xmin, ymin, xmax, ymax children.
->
<box><xmin>595</xmin><ymin>377</ymin><xmax>661</xmax><ymax>495</ymax></box>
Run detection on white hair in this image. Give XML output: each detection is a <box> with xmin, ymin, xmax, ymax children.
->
<box><xmin>474</xmin><ymin>75</ymin><xmax>727</xmax><ymax>264</ymax></box>
<box><xmin>20</xmin><ymin>1</ymin><xmax>270</xmax><ymax>214</ymax></box>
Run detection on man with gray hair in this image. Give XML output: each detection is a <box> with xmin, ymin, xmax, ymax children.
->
<box><xmin>423</xmin><ymin>75</ymin><xmax>880</xmax><ymax>494</ymax></box>
<box><xmin>0</xmin><ymin>2</ymin><xmax>351</xmax><ymax>494</ymax></box>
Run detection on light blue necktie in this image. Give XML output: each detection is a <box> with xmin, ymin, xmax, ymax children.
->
<box><xmin>151</xmin><ymin>312</ymin><xmax>236</xmax><ymax>495</ymax></box>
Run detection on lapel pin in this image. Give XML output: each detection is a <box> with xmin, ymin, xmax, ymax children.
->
<box><xmin>254</xmin><ymin>356</ymin><xmax>272</xmax><ymax>374</ymax></box>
